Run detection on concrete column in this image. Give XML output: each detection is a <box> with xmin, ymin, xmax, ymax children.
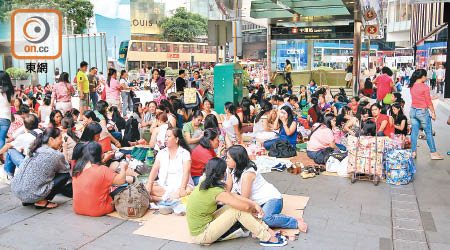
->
<box><xmin>307</xmin><ymin>40</ymin><xmax>313</xmax><ymax>71</ymax></box>
<box><xmin>267</xmin><ymin>25</ymin><xmax>272</xmax><ymax>84</ymax></box>
<box><xmin>352</xmin><ymin>0</ymin><xmax>362</xmax><ymax>95</ymax></box>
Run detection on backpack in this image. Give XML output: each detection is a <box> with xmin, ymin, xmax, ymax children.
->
<box><xmin>123</xmin><ymin>117</ymin><xmax>140</xmax><ymax>146</ymax></box>
<box><xmin>111</xmin><ymin>182</ymin><xmax>151</xmax><ymax>219</ymax></box>
<box><xmin>268</xmin><ymin>139</ymin><xmax>296</xmax><ymax>158</ymax></box>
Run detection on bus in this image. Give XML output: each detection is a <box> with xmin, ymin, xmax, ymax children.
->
<box><xmin>125</xmin><ymin>40</ymin><xmax>217</xmax><ymax>71</ymax></box>
<box><xmin>429</xmin><ymin>47</ymin><xmax>447</xmax><ymax>67</ymax></box>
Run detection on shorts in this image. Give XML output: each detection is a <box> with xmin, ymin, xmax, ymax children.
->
<box><xmin>55</xmin><ymin>102</ymin><xmax>73</xmax><ymax>113</ymax></box>
<box><xmin>345</xmin><ymin>73</ymin><xmax>353</xmax><ymax>81</ymax></box>
<box><xmin>79</xmin><ymin>93</ymin><xmax>90</xmax><ymax>108</ymax></box>
<box><xmin>106</xmin><ymin>99</ymin><xmax>120</xmax><ymax>107</ymax></box>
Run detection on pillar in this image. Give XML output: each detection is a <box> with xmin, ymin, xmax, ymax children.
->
<box><xmin>352</xmin><ymin>0</ymin><xmax>362</xmax><ymax>95</ymax></box>
<box><xmin>307</xmin><ymin>40</ymin><xmax>313</xmax><ymax>71</ymax></box>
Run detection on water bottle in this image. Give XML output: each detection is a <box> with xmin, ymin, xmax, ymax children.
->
<box><xmin>146</xmin><ymin>148</ymin><xmax>154</xmax><ymax>167</ymax></box>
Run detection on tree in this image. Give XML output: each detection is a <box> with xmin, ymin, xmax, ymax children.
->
<box><xmin>1</xmin><ymin>0</ymin><xmax>93</xmax><ymax>34</ymax></box>
<box><xmin>158</xmin><ymin>7</ymin><xmax>207</xmax><ymax>42</ymax></box>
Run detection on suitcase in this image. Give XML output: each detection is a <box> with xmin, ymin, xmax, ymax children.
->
<box><xmin>384</xmin><ymin>149</ymin><xmax>416</xmax><ymax>185</ymax></box>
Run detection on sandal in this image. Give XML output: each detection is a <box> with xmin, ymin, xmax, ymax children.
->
<box><xmin>431</xmin><ymin>153</ymin><xmax>443</xmax><ymax>160</ymax></box>
<box><xmin>34</xmin><ymin>200</ymin><xmax>58</xmax><ymax>209</ymax></box>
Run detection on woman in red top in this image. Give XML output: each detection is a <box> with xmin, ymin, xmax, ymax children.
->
<box><xmin>408</xmin><ymin>69</ymin><xmax>442</xmax><ymax>160</ymax></box>
<box><xmin>373</xmin><ymin>67</ymin><xmax>395</xmax><ymax>101</ymax></box>
<box><xmin>370</xmin><ymin>103</ymin><xmax>393</xmax><ymax>137</ymax></box>
<box><xmin>72</xmin><ymin>142</ymin><xmax>129</xmax><ymax>216</ymax></box>
<box><xmin>190</xmin><ymin>129</ymin><xmax>223</xmax><ymax>185</ymax></box>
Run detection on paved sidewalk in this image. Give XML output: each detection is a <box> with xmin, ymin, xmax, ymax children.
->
<box><xmin>0</xmin><ymin>105</ymin><xmax>449</xmax><ymax>250</ymax></box>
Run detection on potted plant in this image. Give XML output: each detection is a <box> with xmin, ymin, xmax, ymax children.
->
<box><xmin>5</xmin><ymin>67</ymin><xmax>31</xmax><ymax>87</ymax></box>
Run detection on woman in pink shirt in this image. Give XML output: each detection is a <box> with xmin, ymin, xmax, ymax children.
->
<box><xmin>373</xmin><ymin>67</ymin><xmax>395</xmax><ymax>101</ymax></box>
<box><xmin>105</xmin><ymin>68</ymin><xmax>122</xmax><ymax>108</ymax></box>
<box><xmin>409</xmin><ymin>69</ymin><xmax>442</xmax><ymax>160</ymax></box>
<box><xmin>306</xmin><ymin>113</ymin><xmax>339</xmax><ymax>164</ymax></box>
<box><xmin>51</xmin><ymin>72</ymin><xmax>75</xmax><ymax>113</ymax></box>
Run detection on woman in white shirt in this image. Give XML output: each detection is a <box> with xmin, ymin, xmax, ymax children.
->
<box><xmin>225</xmin><ymin>145</ymin><xmax>307</xmax><ymax>232</ymax></box>
<box><xmin>119</xmin><ymin>70</ymin><xmax>133</xmax><ymax>115</ymax></box>
<box><xmin>146</xmin><ymin>127</ymin><xmax>193</xmax><ymax>202</ymax></box>
<box><xmin>148</xmin><ymin>111</ymin><xmax>170</xmax><ymax>151</ymax></box>
<box><xmin>221</xmin><ymin>102</ymin><xmax>242</xmax><ymax>143</ymax></box>
<box><xmin>0</xmin><ymin>71</ymin><xmax>15</xmax><ymax>149</ymax></box>
<box><xmin>253</xmin><ymin>99</ymin><xmax>277</xmax><ymax>141</ymax></box>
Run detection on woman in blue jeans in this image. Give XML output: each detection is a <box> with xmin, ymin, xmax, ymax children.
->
<box><xmin>408</xmin><ymin>69</ymin><xmax>442</xmax><ymax>160</ymax></box>
<box><xmin>225</xmin><ymin>145</ymin><xmax>307</xmax><ymax>233</ymax></box>
<box><xmin>263</xmin><ymin>106</ymin><xmax>297</xmax><ymax>150</ymax></box>
<box><xmin>0</xmin><ymin>71</ymin><xmax>15</xmax><ymax>149</ymax></box>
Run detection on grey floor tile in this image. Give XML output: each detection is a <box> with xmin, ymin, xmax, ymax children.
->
<box><xmin>392</xmin><ymin>218</ymin><xmax>423</xmax><ymax>231</ymax></box>
<box><xmin>393</xmin><ymin>240</ymin><xmax>429</xmax><ymax>250</ymax></box>
<box><xmin>393</xmin><ymin>228</ymin><xmax>426</xmax><ymax>242</ymax></box>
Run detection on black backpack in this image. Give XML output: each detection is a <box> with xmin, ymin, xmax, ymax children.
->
<box><xmin>268</xmin><ymin>140</ymin><xmax>296</xmax><ymax>158</ymax></box>
<box><xmin>123</xmin><ymin>117</ymin><xmax>140</xmax><ymax>147</ymax></box>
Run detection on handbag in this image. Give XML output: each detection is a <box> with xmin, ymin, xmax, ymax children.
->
<box><xmin>183</xmin><ymin>88</ymin><xmax>197</xmax><ymax>105</ymax></box>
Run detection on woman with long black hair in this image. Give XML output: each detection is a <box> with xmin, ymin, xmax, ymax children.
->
<box><xmin>253</xmin><ymin>99</ymin><xmax>277</xmax><ymax>141</ymax></box>
<box><xmin>389</xmin><ymin>102</ymin><xmax>408</xmax><ymax>136</ymax></box>
<box><xmin>222</xmin><ymin>102</ymin><xmax>242</xmax><ymax>143</ymax></box>
<box><xmin>263</xmin><ymin>105</ymin><xmax>297</xmax><ymax>150</ymax></box>
<box><xmin>186</xmin><ymin>157</ymin><xmax>287</xmax><ymax>247</ymax></box>
<box><xmin>105</xmin><ymin>68</ymin><xmax>121</xmax><ymax>107</ymax></box>
<box><xmin>225</xmin><ymin>145</ymin><xmax>307</xmax><ymax>232</ymax></box>
<box><xmin>0</xmin><ymin>71</ymin><xmax>15</xmax><ymax>149</ymax></box>
<box><xmin>408</xmin><ymin>69</ymin><xmax>442</xmax><ymax>160</ymax></box>
<box><xmin>51</xmin><ymin>72</ymin><xmax>75</xmax><ymax>113</ymax></box>
<box><xmin>307</xmin><ymin>113</ymin><xmax>339</xmax><ymax>164</ymax></box>
<box><xmin>11</xmin><ymin>127</ymin><xmax>71</xmax><ymax>209</ymax></box>
<box><xmin>145</xmin><ymin>127</ymin><xmax>193</xmax><ymax>202</ymax></box>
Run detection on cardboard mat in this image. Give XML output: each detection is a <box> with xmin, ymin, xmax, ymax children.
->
<box><xmin>108</xmin><ymin>194</ymin><xmax>309</xmax><ymax>243</ymax></box>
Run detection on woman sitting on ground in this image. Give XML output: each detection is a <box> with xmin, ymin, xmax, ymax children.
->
<box><xmin>263</xmin><ymin>106</ymin><xmax>297</xmax><ymax>150</ymax></box>
<box><xmin>148</xmin><ymin>111</ymin><xmax>170</xmax><ymax>151</ymax></box>
<box><xmin>183</xmin><ymin>110</ymin><xmax>204</xmax><ymax>150</ymax></box>
<box><xmin>306</xmin><ymin>113</ymin><xmax>340</xmax><ymax>164</ymax></box>
<box><xmin>94</xmin><ymin>101</ymin><xmax>122</xmax><ymax>146</ymax></box>
<box><xmin>222</xmin><ymin>102</ymin><xmax>242</xmax><ymax>144</ymax></box>
<box><xmin>370</xmin><ymin>103</ymin><xmax>393</xmax><ymax>136</ymax></box>
<box><xmin>253</xmin><ymin>99</ymin><xmax>277</xmax><ymax>141</ymax></box>
<box><xmin>61</xmin><ymin>115</ymin><xmax>80</xmax><ymax>162</ymax></box>
<box><xmin>110</xmin><ymin>106</ymin><xmax>126</xmax><ymax>132</ymax></box>
<box><xmin>389</xmin><ymin>102</ymin><xmax>408</xmax><ymax>136</ymax></box>
<box><xmin>130</xmin><ymin>102</ymin><xmax>143</xmax><ymax>124</ymax></box>
<box><xmin>225</xmin><ymin>145</ymin><xmax>307</xmax><ymax>232</ymax></box>
<box><xmin>186</xmin><ymin>157</ymin><xmax>287</xmax><ymax>247</ymax></box>
<box><xmin>190</xmin><ymin>129</ymin><xmax>224</xmax><ymax>186</ymax></box>
<box><xmin>49</xmin><ymin>109</ymin><xmax>63</xmax><ymax>128</ymax></box>
<box><xmin>145</xmin><ymin>127</ymin><xmax>193</xmax><ymax>202</ymax></box>
<box><xmin>201</xmin><ymin>99</ymin><xmax>221</xmax><ymax>123</ymax></box>
<box><xmin>72</xmin><ymin>142</ymin><xmax>128</xmax><ymax>216</ymax></box>
<box><xmin>307</xmin><ymin>97</ymin><xmax>321</xmax><ymax>126</ymax></box>
<box><xmin>204</xmin><ymin>114</ymin><xmax>231</xmax><ymax>153</ymax></box>
<box><xmin>11</xmin><ymin>127</ymin><xmax>71</xmax><ymax>209</ymax></box>
<box><xmin>237</xmin><ymin>97</ymin><xmax>254</xmax><ymax>133</ymax></box>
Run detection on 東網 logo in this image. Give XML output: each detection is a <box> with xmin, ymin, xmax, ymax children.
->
<box><xmin>11</xmin><ymin>9</ymin><xmax>62</xmax><ymax>59</ymax></box>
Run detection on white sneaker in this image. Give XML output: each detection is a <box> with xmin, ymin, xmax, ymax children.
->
<box><xmin>0</xmin><ymin>165</ymin><xmax>11</xmax><ymax>185</ymax></box>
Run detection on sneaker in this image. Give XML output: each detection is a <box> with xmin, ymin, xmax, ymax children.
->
<box><xmin>0</xmin><ymin>166</ymin><xmax>12</xmax><ymax>185</ymax></box>
<box><xmin>260</xmin><ymin>236</ymin><xmax>288</xmax><ymax>247</ymax></box>
<box><xmin>272</xmin><ymin>163</ymin><xmax>286</xmax><ymax>172</ymax></box>
<box><xmin>275</xmin><ymin>232</ymin><xmax>287</xmax><ymax>241</ymax></box>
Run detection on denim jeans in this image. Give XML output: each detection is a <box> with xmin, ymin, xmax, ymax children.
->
<box><xmin>410</xmin><ymin>108</ymin><xmax>436</xmax><ymax>153</ymax></box>
<box><xmin>0</xmin><ymin>118</ymin><xmax>11</xmax><ymax>149</ymax></box>
<box><xmin>261</xmin><ymin>198</ymin><xmax>298</xmax><ymax>229</ymax></box>
<box><xmin>89</xmin><ymin>92</ymin><xmax>98</xmax><ymax>108</ymax></box>
<box><xmin>335</xmin><ymin>143</ymin><xmax>347</xmax><ymax>151</ymax></box>
<box><xmin>121</xmin><ymin>91</ymin><xmax>133</xmax><ymax>114</ymax></box>
<box><xmin>111</xmin><ymin>132</ymin><xmax>123</xmax><ymax>144</ymax></box>
<box><xmin>4</xmin><ymin>148</ymin><xmax>25</xmax><ymax>176</ymax></box>
<box><xmin>192</xmin><ymin>176</ymin><xmax>200</xmax><ymax>186</ymax></box>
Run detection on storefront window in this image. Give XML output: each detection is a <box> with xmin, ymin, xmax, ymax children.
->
<box><xmin>272</xmin><ymin>40</ymin><xmax>308</xmax><ymax>71</ymax></box>
<box><xmin>128</xmin><ymin>61</ymin><xmax>140</xmax><ymax>71</ymax></box>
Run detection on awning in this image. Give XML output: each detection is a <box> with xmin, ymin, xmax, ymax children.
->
<box><xmin>410</xmin><ymin>2</ymin><xmax>446</xmax><ymax>46</ymax></box>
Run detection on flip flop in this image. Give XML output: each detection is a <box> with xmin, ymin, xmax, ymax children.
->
<box><xmin>34</xmin><ymin>200</ymin><xmax>58</xmax><ymax>209</ymax></box>
<box><xmin>431</xmin><ymin>154</ymin><xmax>443</xmax><ymax>160</ymax></box>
